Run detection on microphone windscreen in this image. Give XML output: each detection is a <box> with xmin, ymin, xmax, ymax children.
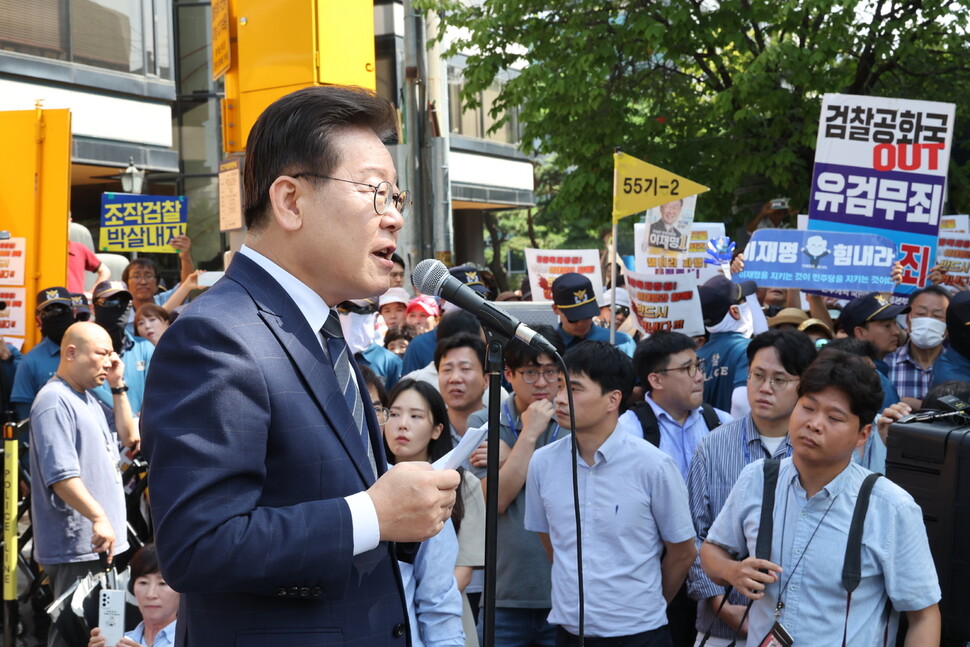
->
<box><xmin>412</xmin><ymin>259</ymin><xmax>449</xmax><ymax>296</ymax></box>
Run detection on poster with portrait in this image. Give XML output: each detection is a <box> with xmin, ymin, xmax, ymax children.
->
<box><xmin>643</xmin><ymin>194</ymin><xmax>698</xmax><ymax>255</ymax></box>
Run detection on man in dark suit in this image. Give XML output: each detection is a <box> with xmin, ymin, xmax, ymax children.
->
<box><xmin>648</xmin><ymin>198</ymin><xmax>688</xmax><ymax>251</ymax></box>
<box><xmin>141</xmin><ymin>85</ymin><xmax>460</xmax><ymax>646</ymax></box>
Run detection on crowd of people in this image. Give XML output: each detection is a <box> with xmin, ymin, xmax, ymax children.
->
<box><xmin>2</xmin><ymin>84</ymin><xmax>967</xmax><ymax>647</ymax></box>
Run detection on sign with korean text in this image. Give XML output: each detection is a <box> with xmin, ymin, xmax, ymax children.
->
<box><xmin>0</xmin><ymin>238</ymin><xmax>26</xmax><ymax>286</ymax></box>
<box><xmin>625</xmin><ymin>271</ymin><xmax>703</xmax><ymax>337</ymax></box>
<box><xmin>612</xmin><ymin>152</ymin><xmax>709</xmax><ymax>222</ymax></box>
<box><xmin>739</xmin><ymin>229</ymin><xmax>896</xmax><ymax>293</ymax></box>
<box><xmin>99</xmin><ymin>193</ymin><xmax>188</xmax><ymax>253</ymax></box>
<box><xmin>0</xmin><ymin>288</ymin><xmax>26</xmax><ymax>338</ymax></box>
<box><xmin>936</xmin><ymin>233</ymin><xmax>970</xmax><ymax>290</ymax></box>
<box><xmin>941</xmin><ymin>215</ymin><xmax>969</xmax><ymax>234</ymax></box>
<box><xmin>219</xmin><ymin>158</ymin><xmax>243</xmax><ymax>231</ymax></box>
<box><xmin>808</xmin><ymin>94</ymin><xmax>955</xmax><ymax>296</ymax></box>
<box><xmin>525</xmin><ymin>249</ymin><xmax>603</xmax><ymax>303</ymax></box>
<box><xmin>211</xmin><ymin>0</ymin><xmax>230</xmax><ymax>81</ymax></box>
<box><xmin>634</xmin><ymin>222</ymin><xmax>725</xmax><ymax>285</ymax></box>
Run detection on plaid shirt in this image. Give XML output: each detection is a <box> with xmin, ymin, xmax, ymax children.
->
<box><xmin>888</xmin><ymin>342</ymin><xmax>938</xmax><ymax>401</ymax></box>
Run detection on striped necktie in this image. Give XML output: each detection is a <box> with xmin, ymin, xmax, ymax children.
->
<box><xmin>321</xmin><ymin>309</ymin><xmax>365</xmax><ymax>438</ymax></box>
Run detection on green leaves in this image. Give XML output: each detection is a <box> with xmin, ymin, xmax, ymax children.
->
<box><xmin>423</xmin><ymin>0</ymin><xmax>970</xmax><ymax>241</ymax></box>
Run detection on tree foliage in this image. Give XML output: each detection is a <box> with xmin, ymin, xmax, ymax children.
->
<box><xmin>422</xmin><ymin>0</ymin><xmax>970</xmax><ymax>239</ymax></box>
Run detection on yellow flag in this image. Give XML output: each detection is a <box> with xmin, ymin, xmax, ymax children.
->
<box><xmin>612</xmin><ymin>152</ymin><xmax>709</xmax><ymax>223</ymax></box>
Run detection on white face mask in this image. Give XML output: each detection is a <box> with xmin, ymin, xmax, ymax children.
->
<box><xmin>908</xmin><ymin>317</ymin><xmax>947</xmax><ymax>350</ymax></box>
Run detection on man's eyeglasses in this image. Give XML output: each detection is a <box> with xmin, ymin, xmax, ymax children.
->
<box><xmin>292</xmin><ymin>173</ymin><xmax>411</xmax><ymax>218</ymax></box>
<box><xmin>516</xmin><ymin>367</ymin><xmax>561</xmax><ymax>384</ymax></box>
<box><xmin>748</xmin><ymin>371</ymin><xmax>799</xmax><ymax>391</ymax></box>
<box><xmin>656</xmin><ymin>359</ymin><xmax>705</xmax><ymax>378</ymax></box>
<box><xmin>614</xmin><ymin>305</ymin><xmax>630</xmax><ymax>318</ymax></box>
<box><xmin>373</xmin><ymin>405</ymin><xmax>390</xmax><ymax>424</ymax></box>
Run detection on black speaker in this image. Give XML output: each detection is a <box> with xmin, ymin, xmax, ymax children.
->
<box><xmin>886</xmin><ymin>414</ymin><xmax>970</xmax><ymax>642</ymax></box>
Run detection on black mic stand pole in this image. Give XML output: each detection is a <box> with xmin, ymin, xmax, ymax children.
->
<box><xmin>481</xmin><ymin>330</ymin><xmax>506</xmax><ymax>647</ymax></box>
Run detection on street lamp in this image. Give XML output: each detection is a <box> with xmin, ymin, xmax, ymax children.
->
<box><xmin>120</xmin><ymin>157</ymin><xmax>145</xmax><ymax>194</ymax></box>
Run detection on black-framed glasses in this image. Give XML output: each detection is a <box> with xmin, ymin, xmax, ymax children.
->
<box><xmin>657</xmin><ymin>359</ymin><xmax>705</xmax><ymax>378</ymax></box>
<box><xmin>748</xmin><ymin>371</ymin><xmax>799</xmax><ymax>391</ymax></box>
<box><xmin>516</xmin><ymin>367</ymin><xmax>561</xmax><ymax>384</ymax></box>
<box><xmin>292</xmin><ymin>172</ymin><xmax>411</xmax><ymax>218</ymax></box>
<box><xmin>373</xmin><ymin>406</ymin><xmax>390</xmax><ymax>425</ymax></box>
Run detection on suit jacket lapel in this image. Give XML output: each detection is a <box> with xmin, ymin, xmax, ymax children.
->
<box><xmin>225</xmin><ymin>254</ymin><xmax>376</xmax><ymax>485</ymax></box>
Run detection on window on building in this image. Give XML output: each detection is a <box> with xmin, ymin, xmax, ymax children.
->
<box><xmin>0</xmin><ymin>0</ymin><xmax>173</xmax><ymax>79</ymax></box>
<box><xmin>448</xmin><ymin>64</ymin><xmax>520</xmax><ymax>145</ymax></box>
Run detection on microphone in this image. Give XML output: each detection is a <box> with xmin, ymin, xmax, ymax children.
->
<box><xmin>412</xmin><ymin>259</ymin><xmax>560</xmax><ymax>356</ymax></box>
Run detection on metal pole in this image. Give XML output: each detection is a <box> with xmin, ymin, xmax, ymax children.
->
<box><xmin>3</xmin><ymin>418</ymin><xmax>19</xmax><ymax>647</ymax></box>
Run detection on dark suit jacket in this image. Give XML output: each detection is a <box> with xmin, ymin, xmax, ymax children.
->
<box><xmin>141</xmin><ymin>253</ymin><xmax>409</xmax><ymax>646</ymax></box>
<box><xmin>648</xmin><ymin>219</ymin><xmax>688</xmax><ymax>252</ymax></box>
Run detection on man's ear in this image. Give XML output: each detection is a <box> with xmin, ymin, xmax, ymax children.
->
<box><xmin>728</xmin><ymin>304</ymin><xmax>741</xmax><ymax>321</ymax></box>
<box><xmin>855</xmin><ymin>423</ymin><xmax>873</xmax><ymax>451</ymax></box>
<box><xmin>646</xmin><ymin>372</ymin><xmax>663</xmax><ymax>392</ymax></box>
<box><xmin>267</xmin><ymin>176</ymin><xmax>307</xmax><ymax>233</ymax></box>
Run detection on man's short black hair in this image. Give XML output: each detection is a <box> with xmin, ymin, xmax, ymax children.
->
<box><xmin>121</xmin><ymin>258</ymin><xmax>160</xmax><ymax>284</ymax></box>
<box><xmin>907</xmin><ymin>284</ymin><xmax>952</xmax><ymax>305</ymax></box>
<box><xmin>435</xmin><ymin>310</ymin><xmax>482</xmax><ymax>341</ymax></box>
<box><xmin>921</xmin><ymin>380</ymin><xmax>970</xmax><ymax>411</ymax></box>
<box><xmin>633</xmin><ymin>331</ymin><xmax>695</xmax><ymax>389</ymax></box>
<box><xmin>434</xmin><ymin>332</ymin><xmax>486</xmax><ymax>372</ymax></box>
<box><xmin>820</xmin><ymin>337</ymin><xmax>878</xmax><ymax>361</ymax></box>
<box><xmin>798</xmin><ymin>351</ymin><xmax>883</xmax><ymax>427</ymax></box>
<box><xmin>243</xmin><ymin>85</ymin><xmax>398</xmax><ymax>231</ymax></box>
<box><xmin>563</xmin><ymin>341</ymin><xmax>635</xmax><ymax>404</ymax></box>
<box><xmin>504</xmin><ymin>324</ymin><xmax>564</xmax><ymax>371</ymax></box>
<box><xmin>746</xmin><ymin>329</ymin><xmax>818</xmax><ymax>377</ymax></box>
<box><xmin>391</xmin><ymin>253</ymin><xmax>405</xmax><ymax>269</ymax></box>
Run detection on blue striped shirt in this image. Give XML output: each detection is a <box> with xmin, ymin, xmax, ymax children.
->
<box><xmin>685</xmin><ymin>414</ymin><xmax>792</xmax><ymax>640</ymax></box>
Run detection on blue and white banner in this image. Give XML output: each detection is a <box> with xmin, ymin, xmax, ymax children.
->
<box><xmin>739</xmin><ymin>229</ymin><xmax>896</xmax><ymax>293</ymax></box>
<box><xmin>807</xmin><ymin>94</ymin><xmax>955</xmax><ymax>298</ymax></box>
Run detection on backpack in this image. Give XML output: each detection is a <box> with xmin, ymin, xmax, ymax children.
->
<box><xmin>632</xmin><ymin>400</ymin><xmax>721</xmax><ymax>447</ymax></box>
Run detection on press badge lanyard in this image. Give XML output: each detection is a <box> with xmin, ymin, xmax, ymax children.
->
<box><xmin>504</xmin><ymin>401</ymin><xmax>560</xmax><ymax>443</ymax></box>
<box><xmin>771</xmin><ymin>483</ymin><xmax>840</xmax><ymax>626</ymax></box>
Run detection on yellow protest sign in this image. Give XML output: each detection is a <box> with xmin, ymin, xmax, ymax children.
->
<box><xmin>612</xmin><ymin>152</ymin><xmax>709</xmax><ymax>222</ymax></box>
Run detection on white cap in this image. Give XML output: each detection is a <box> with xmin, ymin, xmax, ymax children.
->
<box><xmin>378</xmin><ymin>287</ymin><xmax>410</xmax><ymax>309</ymax></box>
<box><xmin>599</xmin><ymin>287</ymin><xmax>630</xmax><ymax>309</ymax></box>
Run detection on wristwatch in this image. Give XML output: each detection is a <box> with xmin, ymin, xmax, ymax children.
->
<box><xmin>110</xmin><ymin>384</ymin><xmax>129</xmax><ymax>395</ymax></box>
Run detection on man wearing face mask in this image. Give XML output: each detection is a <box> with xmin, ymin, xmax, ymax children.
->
<box><xmin>10</xmin><ymin>287</ymin><xmax>77</xmax><ymax>421</ymax></box>
<box><xmin>91</xmin><ymin>281</ymin><xmax>154</xmax><ymax>415</ymax></box>
<box><xmin>887</xmin><ymin>286</ymin><xmax>950</xmax><ymax>409</ymax></box>
<box><xmin>931</xmin><ymin>291</ymin><xmax>970</xmax><ymax>388</ymax></box>
<box><xmin>697</xmin><ymin>275</ymin><xmax>757</xmax><ymax>412</ymax></box>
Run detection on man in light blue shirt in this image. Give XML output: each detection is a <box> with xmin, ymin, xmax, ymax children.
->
<box><xmin>701</xmin><ymin>350</ymin><xmax>941</xmax><ymax>647</ymax></box>
<box><xmin>525</xmin><ymin>341</ymin><xmax>696</xmax><ymax>646</ymax></box>
<box><xmin>618</xmin><ymin>331</ymin><xmax>732</xmax><ymax>479</ymax></box>
<box><xmin>687</xmin><ymin>329</ymin><xmax>817</xmax><ymax>646</ymax></box>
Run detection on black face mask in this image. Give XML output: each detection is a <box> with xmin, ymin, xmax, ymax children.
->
<box><xmin>40</xmin><ymin>310</ymin><xmax>75</xmax><ymax>346</ymax></box>
<box><xmin>94</xmin><ymin>303</ymin><xmax>131</xmax><ymax>333</ymax></box>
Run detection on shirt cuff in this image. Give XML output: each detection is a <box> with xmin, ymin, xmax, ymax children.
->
<box><xmin>345</xmin><ymin>491</ymin><xmax>381</xmax><ymax>555</ymax></box>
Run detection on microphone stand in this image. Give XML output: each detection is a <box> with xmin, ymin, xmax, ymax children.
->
<box><xmin>481</xmin><ymin>330</ymin><xmax>506</xmax><ymax>647</ymax></box>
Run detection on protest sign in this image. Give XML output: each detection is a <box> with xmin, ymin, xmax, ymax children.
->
<box><xmin>936</xmin><ymin>233</ymin><xmax>970</xmax><ymax>290</ymax></box>
<box><xmin>808</xmin><ymin>94</ymin><xmax>955</xmax><ymax>297</ymax></box>
<box><xmin>524</xmin><ymin>249</ymin><xmax>603</xmax><ymax>302</ymax></box>
<box><xmin>0</xmin><ymin>287</ymin><xmax>26</xmax><ymax>338</ymax></box>
<box><xmin>0</xmin><ymin>238</ymin><xmax>26</xmax><ymax>286</ymax></box>
<box><xmin>612</xmin><ymin>152</ymin><xmax>709</xmax><ymax>222</ymax></box>
<box><xmin>634</xmin><ymin>221</ymin><xmax>725</xmax><ymax>285</ymax></box>
<box><xmin>99</xmin><ymin>193</ymin><xmax>188</xmax><ymax>253</ymax></box>
<box><xmin>941</xmin><ymin>215</ymin><xmax>969</xmax><ymax>234</ymax></box>
<box><xmin>625</xmin><ymin>271</ymin><xmax>704</xmax><ymax>337</ymax></box>
<box><xmin>739</xmin><ymin>229</ymin><xmax>896</xmax><ymax>293</ymax></box>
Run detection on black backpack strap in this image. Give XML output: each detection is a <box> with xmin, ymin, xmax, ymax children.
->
<box><xmin>632</xmin><ymin>401</ymin><xmax>661</xmax><ymax>447</ymax></box>
<box><xmin>756</xmin><ymin>459</ymin><xmax>781</xmax><ymax>561</ymax></box>
<box><xmin>700</xmin><ymin>403</ymin><xmax>722</xmax><ymax>431</ymax></box>
<box><xmin>841</xmin><ymin>472</ymin><xmax>882</xmax><ymax>647</ymax></box>
<box><xmin>842</xmin><ymin>473</ymin><xmax>882</xmax><ymax>593</ymax></box>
